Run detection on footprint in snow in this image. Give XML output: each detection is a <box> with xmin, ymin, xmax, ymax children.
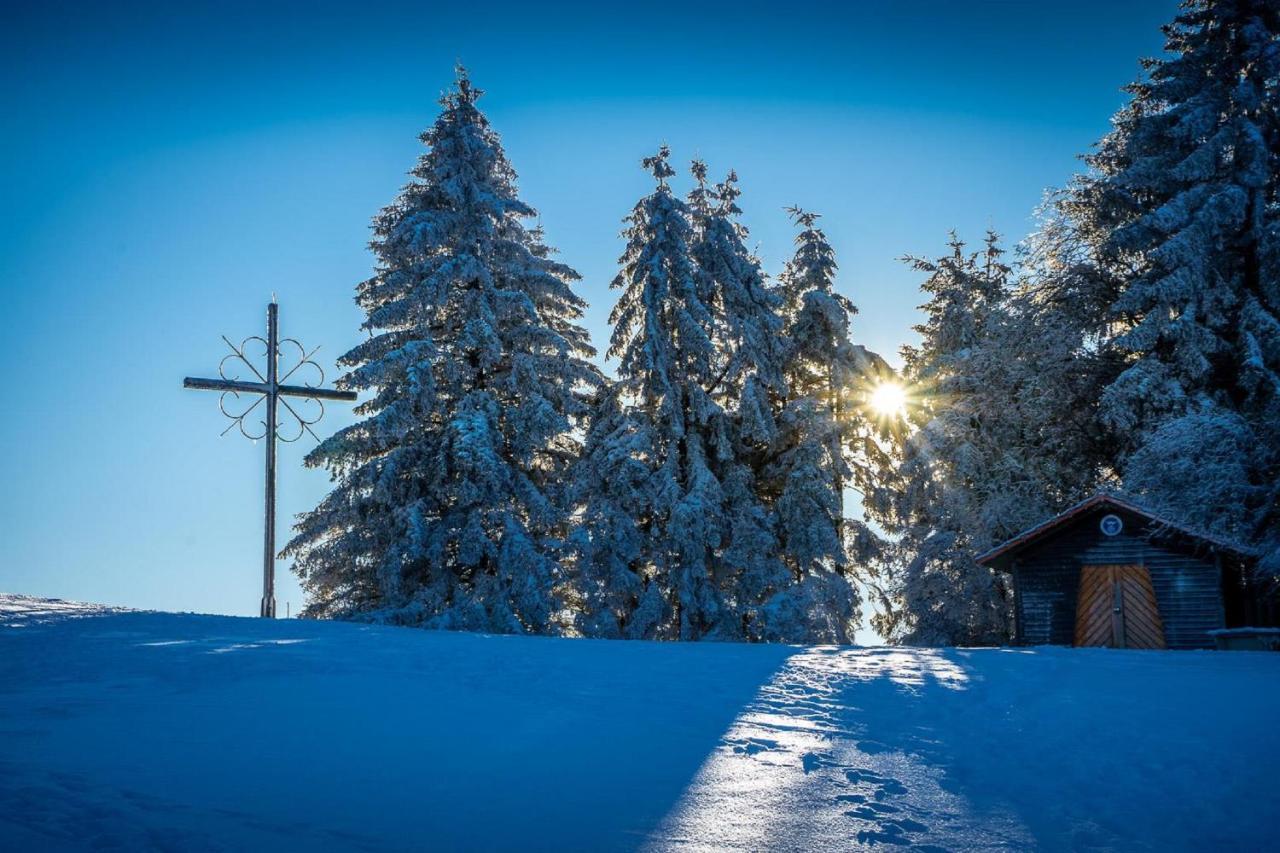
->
<box><xmin>846</xmin><ymin>801</ymin><xmax>901</xmax><ymax>816</ymax></box>
<box><xmin>854</xmin><ymin>816</ymin><xmax>932</xmax><ymax>847</ymax></box>
<box><xmin>728</xmin><ymin>737</ymin><xmax>780</xmax><ymax>756</ymax></box>
<box><xmin>839</xmin><ymin>765</ymin><xmax>934</xmax><ymax>845</ymax></box>
<box><xmin>801</xmin><ymin>751</ymin><xmax>837</xmax><ymax>773</ymax></box>
<box><xmin>846</xmin><ymin>768</ymin><xmax>910</xmax><ymax>797</ymax></box>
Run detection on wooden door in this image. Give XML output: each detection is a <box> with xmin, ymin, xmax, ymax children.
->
<box><xmin>1074</xmin><ymin>565</ymin><xmax>1166</xmax><ymax>649</ymax></box>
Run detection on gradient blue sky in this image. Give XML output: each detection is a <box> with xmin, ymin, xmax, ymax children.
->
<box><xmin>0</xmin><ymin>1</ymin><xmax>1172</xmax><ymax>622</ymax></box>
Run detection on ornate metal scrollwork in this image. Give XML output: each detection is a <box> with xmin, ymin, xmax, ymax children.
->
<box><xmin>213</xmin><ymin>334</ymin><xmax>331</xmax><ymax>442</ymax></box>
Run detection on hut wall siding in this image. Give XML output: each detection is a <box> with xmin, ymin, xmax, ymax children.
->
<box><xmin>1012</xmin><ymin>512</ymin><xmax>1225</xmax><ymax>650</ymax></box>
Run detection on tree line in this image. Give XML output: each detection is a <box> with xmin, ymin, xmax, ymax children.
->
<box><xmin>286</xmin><ymin>0</ymin><xmax>1279</xmax><ymax>645</ymax></box>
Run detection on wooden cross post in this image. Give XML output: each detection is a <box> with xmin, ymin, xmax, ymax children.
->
<box><xmin>183</xmin><ymin>300</ymin><xmax>356</xmax><ymax>617</ymax></box>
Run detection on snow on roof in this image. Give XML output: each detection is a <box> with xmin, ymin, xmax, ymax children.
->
<box><xmin>975</xmin><ymin>491</ymin><xmax>1258</xmax><ymax>568</ymax></box>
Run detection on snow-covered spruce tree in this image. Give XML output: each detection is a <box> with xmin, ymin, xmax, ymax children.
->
<box><xmin>765</xmin><ymin>208</ymin><xmax>892</xmax><ymax>644</ymax></box>
<box><xmin>867</xmin><ymin>233</ymin><xmax>1016</xmax><ymax>646</ymax></box>
<box><xmin>687</xmin><ymin>162</ymin><xmax>787</xmax><ymax>406</ymax></box>
<box><xmin>686</xmin><ymin>163</ymin><xmax>794</xmax><ymax>641</ymax></box>
<box><xmin>284</xmin><ymin>68</ymin><xmax>603</xmax><ymax>632</ymax></box>
<box><xmin>1061</xmin><ymin>0</ymin><xmax>1280</xmax><ymax>557</ymax></box>
<box><xmin>568</xmin><ymin>384</ymin><xmax>667</xmax><ymax>638</ymax></box>
<box><xmin>576</xmin><ymin>146</ymin><xmax>729</xmax><ymax>640</ymax></box>
<box><xmin>1008</xmin><ymin>199</ymin><xmax>1119</xmax><ymax>497</ymax></box>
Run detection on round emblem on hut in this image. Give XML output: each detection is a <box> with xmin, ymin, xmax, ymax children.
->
<box><xmin>1100</xmin><ymin>514</ymin><xmax>1124</xmax><ymax>537</ymax></box>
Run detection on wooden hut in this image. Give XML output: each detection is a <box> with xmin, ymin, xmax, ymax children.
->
<box><xmin>977</xmin><ymin>493</ymin><xmax>1277</xmax><ymax>649</ymax></box>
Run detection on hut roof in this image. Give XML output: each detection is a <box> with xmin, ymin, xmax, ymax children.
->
<box><xmin>975</xmin><ymin>492</ymin><xmax>1258</xmax><ymax>569</ymax></box>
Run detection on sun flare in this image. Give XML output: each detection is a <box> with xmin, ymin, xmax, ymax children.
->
<box><xmin>868</xmin><ymin>382</ymin><xmax>907</xmax><ymax>417</ymax></box>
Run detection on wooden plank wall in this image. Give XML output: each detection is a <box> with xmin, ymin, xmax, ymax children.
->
<box><xmin>1013</xmin><ymin>510</ymin><xmax>1224</xmax><ymax>649</ymax></box>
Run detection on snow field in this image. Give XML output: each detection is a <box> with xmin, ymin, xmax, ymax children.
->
<box><xmin>2</xmin><ymin>595</ymin><xmax>1277</xmax><ymax>851</ymax></box>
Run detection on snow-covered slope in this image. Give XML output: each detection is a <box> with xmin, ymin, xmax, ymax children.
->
<box><xmin>1</xmin><ymin>594</ymin><xmax>1276</xmax><ymax>852</ymax></box>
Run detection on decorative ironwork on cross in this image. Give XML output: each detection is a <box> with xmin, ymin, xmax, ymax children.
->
<box><xmin>183</xmin><ymin>301</ymin><xmax>356</xmax><ymax>617</ymax></box>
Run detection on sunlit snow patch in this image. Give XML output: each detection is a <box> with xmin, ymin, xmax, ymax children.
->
<box><xmin>647</xmin><ymin>647</ymin><xmax>1030</xmax><ymax>851</ymax></box>
<box><xmin>0</xmin><ymin>593</ymin><xmax>127</xmax><ymax>627</ymax></box>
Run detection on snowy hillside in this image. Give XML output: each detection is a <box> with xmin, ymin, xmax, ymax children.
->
<box><xmin>2</xmin><ymin>595</ymin><xmax>1277</xmax><ymax>852</ymax></box>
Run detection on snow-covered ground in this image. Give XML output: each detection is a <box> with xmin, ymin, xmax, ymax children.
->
<box><xmin>2</xmin><ymin>594</ymin><xmax>1276</xmax><ymax>852</ymax></box>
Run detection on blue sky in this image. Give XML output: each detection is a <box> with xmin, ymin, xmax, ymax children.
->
<box><xmin>0</xmin><ymin>1</ymin><xmax>1171</xmax><ymax>621</ymax></box>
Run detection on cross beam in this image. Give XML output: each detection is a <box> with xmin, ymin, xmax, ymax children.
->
<box><xmin>182</xmin><ymin>377</ymin><xmax>360</xmax><ymax>402</ymax></box>
<box><xmin>183</xmin><ymin>301</ymin><xmax>356</xmax><ymax>617</ymax></box>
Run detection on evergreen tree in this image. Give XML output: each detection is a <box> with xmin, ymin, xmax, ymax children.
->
<box><xmin>1063</xmin><ymin>0</ymin><xmax>1280</xmax><ymax>559</ymax></box>
<box><xmin>765</xmin><ymin>208</ymin><xmax>891</xmax><ymax>643</ymax></box>
<box><xmin>868</xmin><ymin>233</ymin><xmax>1015</xmax><ymax>646</ymax></box>
<box><xmin>579</xmin><ymin>146</ymin><xmax>729</xmax><ymax>640</ymax></box>
<box><xmin>1010</xmin><ymin>201</ymin><xmax>1119</xmax><ymax>501</ymax></box>
<box><xmin>284</xmin><ymin>68</ymin><xmax>603</xmax><ymax>632</ymax></box>
<box><xmin>686</xmin><ymin>162</ymin><xmax>792</xmax><ymax>640</ymax></box>
<box><xmin>869</xmin><ymin>229</ymin><xmax>1109</xmax><ymax>645</ymax></box>
<box><xmin>577</xmin><ymin>166</ymin><xmax>890</xmax><ymax>643</ymax></box>
<box><xmin>568</xmin><ymin>385</ymin><xmax>666</xmax><ymax>638</ymax></box>
<box><xmin>687</xmin><ymin>162</ymin><xmax>787</xmax><ymax>406</ymax></box>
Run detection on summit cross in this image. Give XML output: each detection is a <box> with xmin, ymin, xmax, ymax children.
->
<box><xmin>183</xmin><ymin>300</ymin><xmax>357</xmax><ymax>617</ymax></box>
